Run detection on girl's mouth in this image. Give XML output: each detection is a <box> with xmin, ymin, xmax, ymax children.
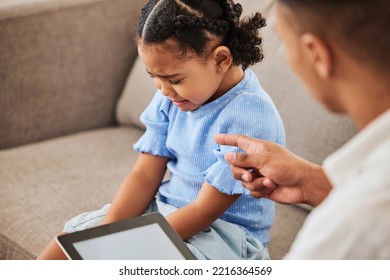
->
<box><xmin>172</xmin><ymin>100</ymin><xmax>189</xmax><ymax>107</ymax></box>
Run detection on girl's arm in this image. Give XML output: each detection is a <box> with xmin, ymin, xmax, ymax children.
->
<box><xmin>166</xmin><ymin>183</ymin><xmax>240</xmax><ymax>240</ymax></box>
<box><xmin>102</xmin><ymin>153</ymin><xmax>169</xmax><ymax>224</ymax></box>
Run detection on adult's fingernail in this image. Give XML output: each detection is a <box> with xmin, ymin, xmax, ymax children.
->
<box><xmin>241</xmin><ymin>173</ymin><xmax>250</xmax><ymax>182</ymax></box>
<box><xmin>263</xmin><ymin>178</ymin><xmax>275</xmax><ymax>188</ymax></box>
<box><xmin>225</xmin><ymin>152</ymin><xmax>236</xmax><ymax>162</ymax></box>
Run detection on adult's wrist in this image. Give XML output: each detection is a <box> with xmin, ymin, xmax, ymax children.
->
<box><xmin>301</xmin><ymin>163</ymin><xmax>332</xmax><ymax>207</ymax></box>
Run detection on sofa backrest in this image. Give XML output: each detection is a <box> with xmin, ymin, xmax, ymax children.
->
<box><xmin>0</xmin><ymin>0</ymin><xmax>145</xmax><ymax>149</ymax></box>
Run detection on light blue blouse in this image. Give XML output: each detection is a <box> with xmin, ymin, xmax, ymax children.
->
<box><xmin>133</xmin><ymin>69</ymin><xmax>285</xmax><ymax>245</ymax></box>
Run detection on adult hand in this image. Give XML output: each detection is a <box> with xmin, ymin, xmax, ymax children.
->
<box><xmin>215</xmin><ymin>134</ymin><xmax>331</xmax><ymax>207</ymax></box>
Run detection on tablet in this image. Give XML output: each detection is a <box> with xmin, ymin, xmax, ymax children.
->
<box><xmin>56</xmin><ymin>212</ymin><xmax>196</xmax><ymax>260</ymax></box>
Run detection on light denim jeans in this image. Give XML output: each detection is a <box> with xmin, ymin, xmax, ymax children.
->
<box><xmin>64</xmin><ymin>197</ymin><xmax>270</xmax><ymax>260</ymax></box>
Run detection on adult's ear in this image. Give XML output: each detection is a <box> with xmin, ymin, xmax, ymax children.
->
<box><xmin>212</xmin><ymin>46</ymin><xmax>233</xmax><ymax>73</ymax></box>
<box><xmin>300</xmin><ymin>33</ymin><xmax>333</xmax><ymax>78</ymax></box>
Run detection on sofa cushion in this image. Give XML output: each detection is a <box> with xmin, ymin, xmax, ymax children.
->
<box><xmin>0</xmin><ymin>126</ymin><xmax>143</xmax><ymax>259</ymax></box>
<box><xmin>270</xmin><ymin>204</ymin><xmax>308</xmax><ymax>260</ymax></box>
<box><xmin>116</xmin><ymin>56</ymin><xmax>156</xmax><ymax>129</ymax></box>
<box><xmin>0</xmin><ymin>0</ymin><xmax>144</xmax><ymax>149</ymax></box>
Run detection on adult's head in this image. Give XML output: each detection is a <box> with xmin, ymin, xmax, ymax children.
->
<box><xmin>274</xmin><ymin>0</ymin><xmax>390</xmax><ymax>128</ymax></box>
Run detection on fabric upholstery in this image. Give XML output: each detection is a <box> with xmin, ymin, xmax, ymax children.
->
<box><xmin>0</xmin><ymin>0</ymin><xmax>108</xmax><ymax>20</ymax></box>
<box><xmin>116</xmin><ymin>56</ymin><xmax>155</xmax><ymax>129</ymax></box>
<box><xmin>0</xmin><ymin>127</ymin><xmax>143</xmax><ymax>259</ymax></box>
<box><xmin>269</xmin><ymin>204</ymin><xmax>308</xmax><ymax>260</ymax></box>
<box><xmin>0</xmin><ymin>0</ymin><xmax>143</xmax><ymax>149</ymax></box>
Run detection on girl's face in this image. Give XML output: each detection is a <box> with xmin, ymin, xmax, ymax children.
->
<box><xmin>138</xmin><ymin>41</ymin><xmax>226</xmax><ymax>112</ymax></box>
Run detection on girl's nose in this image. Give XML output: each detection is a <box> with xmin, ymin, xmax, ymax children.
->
<box><xmin>159</xmin><ymin>82</ymin><xmax>174</xmax><ymax>98</ymax></box>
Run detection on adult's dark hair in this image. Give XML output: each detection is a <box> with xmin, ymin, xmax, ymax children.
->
<box><xmin>136</xmin><ymin>0</ymin><xmax>266</xmax><ymax>69</ymax></box>
<box><xmin>277</xmin><ymin>0</ymin><xmax>390</xmax><ymax>73</ymax></box>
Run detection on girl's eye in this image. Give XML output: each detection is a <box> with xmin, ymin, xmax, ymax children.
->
<box><xmin>169</xmin><ymin>80</ymin><xmax>181</xmax><ymax>85</ymax></box>
<box><xmin>148</xmin><ymin>74</ymin><xmax>180</xmax><ymax>85</ymax></box>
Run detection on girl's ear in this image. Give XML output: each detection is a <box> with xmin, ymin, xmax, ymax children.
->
<box><xmin>212</xmin><ymin>46</ymin><xmax>233</xmax><ymax>73</ymax></box>
<box><xmin>300</xmin><ymin>33</ymin><xmax>333</xmax><ymax>78</ymax></box>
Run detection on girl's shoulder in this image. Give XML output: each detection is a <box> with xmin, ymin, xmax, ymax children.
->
<box><xmin>220</xmin><ymin>89</ymin><xmax>277</xmax><ymax>120</ymax></box>
<box><xmin>217</xmin><ymin>88</ymin><xmax>285</xmax><ymax>144</ymax></box>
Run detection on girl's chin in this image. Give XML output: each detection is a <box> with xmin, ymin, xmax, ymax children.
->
<box><xmin>173</xmin><ymin>100</ymin><xmax>199</xmax><ymax>111</ymax></box>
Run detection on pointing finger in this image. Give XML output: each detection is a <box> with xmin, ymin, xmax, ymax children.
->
<box><xmin>215</xmin><ymin>134</ymin><xmax>255</xmax><ymax>151</ymax></box>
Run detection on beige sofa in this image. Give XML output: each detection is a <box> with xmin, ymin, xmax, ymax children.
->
<box><xmin>0</xmin><ymin>0</ymin><xmax>356</xmax><ymax>260</ymax></box>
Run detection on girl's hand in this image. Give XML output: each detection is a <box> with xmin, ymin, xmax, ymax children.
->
<box><xmin>166</xmin><ymin>183</ymin><xmax>240</xmax><ymax>240</ymax></box>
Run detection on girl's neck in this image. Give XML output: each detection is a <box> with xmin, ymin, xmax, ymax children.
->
<box><xmin>213</xmin><ymin>66</ymin><xmax>245</xmax><ymax>101</ymax></box>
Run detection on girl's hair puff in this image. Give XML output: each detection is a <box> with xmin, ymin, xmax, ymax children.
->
<box><xmin>136</xmin><ymin>0</ymin><xmax>266</xmax><ymax>69</ymax></box>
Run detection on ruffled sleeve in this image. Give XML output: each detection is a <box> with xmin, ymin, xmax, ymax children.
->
<box><xmin>202</xmin><ymin>93</ymin><xmax>285</xmax><ymax>195</ymax></box>
<box><xmin>133</xmin><ymin>91</ymin><xmax>175</xmax><ymax>159</ymax></box>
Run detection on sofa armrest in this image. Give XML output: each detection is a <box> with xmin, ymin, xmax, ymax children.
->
<box><xmin>0</xmin><ymin>0</ymin><xmax>145</xmax><ymax>149</ymax></box>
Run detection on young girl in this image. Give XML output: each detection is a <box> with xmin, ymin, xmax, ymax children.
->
<box><xmin>38</xmin><ymin>0</ymin><xmax>285</xmax><ymax>260</ymax></box>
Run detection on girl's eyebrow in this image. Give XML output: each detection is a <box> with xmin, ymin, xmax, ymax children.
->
<box><xmin>145</xmin><ymin>68</ymin><xmax>180</xmax><ymax>79</ymax></box>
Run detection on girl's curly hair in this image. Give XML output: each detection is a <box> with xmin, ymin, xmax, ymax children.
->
<box><xmin>136</xmin><ymin>0</ymin><xmax>267</xmax><ymax>69</ymax></box>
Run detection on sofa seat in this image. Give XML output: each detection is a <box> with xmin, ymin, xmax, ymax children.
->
<box><xmin>269</xmin><ymin>204</ymin><xmax>308</xmax><ymax>260</ymax></box>
<box><xmin>0</xmin><ymin>126</ymin><xmax>143</xmax><ymax>259</ymax></box>
<box><xmin>0</xmin><ymin>123</ymin><xmax>307</xmax><ymax>260</ymax></box>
